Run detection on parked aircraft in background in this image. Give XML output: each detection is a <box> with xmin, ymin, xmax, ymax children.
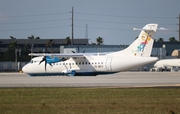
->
<box><xmin>151</xmin><ymin>59</ymin><xmax>180</xmax><ymax>71</ymax></box>
<box><xmin>22</xmin><ymin>23</ymin><xmax>159</xmax><ymax>76</ymax></box>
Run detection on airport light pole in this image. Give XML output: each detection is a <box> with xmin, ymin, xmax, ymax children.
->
<box><xmin>15</xmin><ymin>49</ymin><xmax>17</xmax><ymax>71</ymax></box>
<box><xmin>163</xmin><ymin>44</ymin><xmax>166</xmax><ymax>57</ymax></box>
<box><xmin>71</xmin><ymin>7</ymin><xmax>74</xmax><ymax>45</ymax></box>
<box><xmin>15</xmin><ymin>49</ymin><xmax>21</xmax><ymax>71</ymax></box>
<box><xmin>31</xmin><ymin>43</ymin><xmax>34</xmax><ymax>59</ymax></box>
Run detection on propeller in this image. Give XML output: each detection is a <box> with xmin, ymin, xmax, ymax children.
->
<box><xmin>39</xmin><ymin>56</ymin><xmax>67</xmax><ymax>71</ymax></box>
<box><xmin>39</xmin><ymin>56</ymin><xmax>52</xmax><ymax>71</ymax></box>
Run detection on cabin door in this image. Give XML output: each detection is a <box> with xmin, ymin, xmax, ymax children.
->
<box><xmin>106</xmin><ymin>57</ymin><xmax>112</xmax><ymax>71</ymax></box>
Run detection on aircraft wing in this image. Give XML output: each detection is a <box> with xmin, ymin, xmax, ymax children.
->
<box><xmin>28</xmin><ymin>52</ymin><xmax>110</xmax><ymax>58</ymax></box>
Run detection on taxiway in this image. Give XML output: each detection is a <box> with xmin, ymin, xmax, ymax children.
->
<box><xmin>0</xmin><ymin>72</ymin><xmax>179</xmax><ymax>87</ymax></box>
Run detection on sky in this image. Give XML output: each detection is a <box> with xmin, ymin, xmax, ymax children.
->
<box><xmin>0</xmin><ymin>0</ymin><xmax>180</xmax><ymax>45</ymax></box>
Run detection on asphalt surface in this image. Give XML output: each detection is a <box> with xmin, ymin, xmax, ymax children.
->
<box><xmin>0</xmin><ymin>72</ymin><xmax>180</xmax><ymax>88</ymax></box>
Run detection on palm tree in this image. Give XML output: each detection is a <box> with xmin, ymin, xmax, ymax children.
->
<box><xmin>9</xmin><ymin>41</ymin><xmax>18</xmax><ymax>49</ymax></box>
<box><xmin>22</xmin><ymin>44</ymin><xmax>30</xmax><ymax>55</ymax></box>
<box><xmin>96</xmin><ymin>37</ymin><xmax>103</xmax><ymax>45</ymax></box>
<box><xmin>10</xmin><ymin>36</ymin><xmax>16</xmax><ymax>39</ymax></box>
<box><xmin>169</xmin><ymin>37</ymin><xmax>177</xmax><ymax>42</ymax></box>
<box><xmin>9</xmin><ymin>36</ymin><xmax>18</xmax><ymax>51</ymax></box>
<box><xmin>27</xmin><ymin>35</ymin><xmax>40</xmax><ymax>57</ymax></box>
<box><xmin>45</xmin><ymin>39</ymin><xmax>54</xmax><ymax>53</ymax></box>
<box><xmin>65</xmin><ymin>37</ymin><xmax>71</xmax><ymax>45</ymax></box>
<box><xmin>2</xmin><ymin>40</ymin><xmax>18</xmax><ymax>61</ymax></box>
<box><xmin>28</xmin><ymin>35</ymin><xmax>40</xmax><ymax>39</ymax></box>
<box><xmin>157</xmin><ymin>38</ymin><xmax>164</xmax><ymax>42</ymax></box>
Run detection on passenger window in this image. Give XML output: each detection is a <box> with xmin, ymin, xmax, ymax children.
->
<box><xmin>82</xmin><ymin>62</ymin><xmax>84</xmax><ymax>65</ymax></box>
<box><xmin>79</xmin><ymin>62</ymin><xmax>81</xmax><ymax>65</ymax></box>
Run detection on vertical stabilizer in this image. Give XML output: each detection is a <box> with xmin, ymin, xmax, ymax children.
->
<box><xmin>122</xmin><ymin>23</ymin><xmax>158</xmax><ymax>57</ymax></box>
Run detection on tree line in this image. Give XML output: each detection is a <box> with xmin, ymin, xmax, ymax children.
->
<box><xmin>155</xmin><ymin>37</ymin><xmax>178</xmax><ymax>42</ymax></box>
<box><xmin>0</xmin><ymin>35</ymin><xmax>104</xmax><ymax>61</ymax></box>
<box><xmin>0</xmin><ymin>35</ymin><xmax>178</xmax><ymax>62</ymax></box>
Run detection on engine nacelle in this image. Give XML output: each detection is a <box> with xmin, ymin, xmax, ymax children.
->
<box><xmin>46</xmin><ymin>56</ymin><xmax>67</xmax><ymax>64</ymax></box>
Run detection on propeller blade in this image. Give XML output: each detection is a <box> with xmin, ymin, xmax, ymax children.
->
<box><xmin>48</xmin><ymin>63</ymin><xmax>52</xmax><ymax>66</ymax></box>
<box><xmin>45</xmin><ymin>59</ymin><xmax>47</xmax><ymax>71</ymax></box>
<box><xmin>72</xmin><ymin>51</ymin><xmax>75</xmax><ymax>53</ymax></box>
<box><xmin>39</xmin><ymin>56</ymin><xmax>48</xmax><ymax>71</ymax></box>
<box><xmin>39</xmin><ymin>56</ymin><xmax>46</xmax><ymax>65</ymax></box>
<box><xmin>39</xmin><ymin>59</ymin><xmax>44</xmax><ymax>65</ymax></box>
<box><xmin>83</xmin><ymin>50</ymin><xmax>85</xmax><ymax>53</ymax></box>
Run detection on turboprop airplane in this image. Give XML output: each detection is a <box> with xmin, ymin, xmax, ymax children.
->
<box><xmin>22</xmin><ymin>23</ymin><xmax>159</xmax><ymax>76</ymax></box>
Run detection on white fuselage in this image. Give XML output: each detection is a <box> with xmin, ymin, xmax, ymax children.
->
<box><xmin>22</xmin><ymin>23</ymin><xmax>159</xmax><ymax>76</ymax></box>
<box><xmin>22</xmin><ymin>53</ymin><xmax>158</xmax><ymax>76</ymax></box>
<box><xmin>154</xmin><ymin>59</ymin><xmax>180</xmax><ymax>69</ymax></box>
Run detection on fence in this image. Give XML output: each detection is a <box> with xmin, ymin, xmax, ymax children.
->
<box><xmin>0</xmin><ymin>62</ymin><xmax>27</xmax><ymax>72</ymax></box>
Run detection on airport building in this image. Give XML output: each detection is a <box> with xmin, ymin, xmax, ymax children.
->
<box><xmin>1</xmin><ymin>38</ymin><xmax>180</xmax><ymax>71</ymax></box>
<box><xmin>153</xmin><ymin>42</ymin><xmax>180</xmax><ymax>57</ymax></box>
<box><xmin>1</xmin><ymin>39</ymin><xmax>180</xmax><ymax>55</ymax></box>
<box><xmin>0</xmin><ymin>38</ymin><xmax>126</xmax><ymax>54</ymax></box>
<box><xmin>0</xmin><ymin>39</ymin><xmax>89</xmax><ymax>53</ymax></box>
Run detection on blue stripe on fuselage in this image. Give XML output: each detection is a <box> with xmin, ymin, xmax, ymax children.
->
<box><xmin>28</xmin><ymin>71</ymin><xmax>117</xmax><ymax>76</ymax></box>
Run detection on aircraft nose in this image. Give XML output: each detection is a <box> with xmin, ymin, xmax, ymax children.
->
<box><xmin>22</xmin><ymin>65</ymin><xmax>27</xmax><ymax>73</ymax></box>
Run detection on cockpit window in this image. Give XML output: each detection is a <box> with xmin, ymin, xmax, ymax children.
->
<box><xmin>29</xmin><ymin>60</ymin><xmax>39</xmax><ymax>64</ymax></box>
<box><xmin>29</xmin><ymin>60</ymin><xmax>33</xmax><ymax>63</ymax></box>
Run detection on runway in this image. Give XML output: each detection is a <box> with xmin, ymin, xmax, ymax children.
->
<box><xmin>0</xmin><ymin>72</ymin><xmax>180</xmax><ymax>88</ymax></box>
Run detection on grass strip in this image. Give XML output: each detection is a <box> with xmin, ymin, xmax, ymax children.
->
<box><xmin>0</xmin><ymin>88</ymin><xmax>180</xmax><ymax>114</ymax></box>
